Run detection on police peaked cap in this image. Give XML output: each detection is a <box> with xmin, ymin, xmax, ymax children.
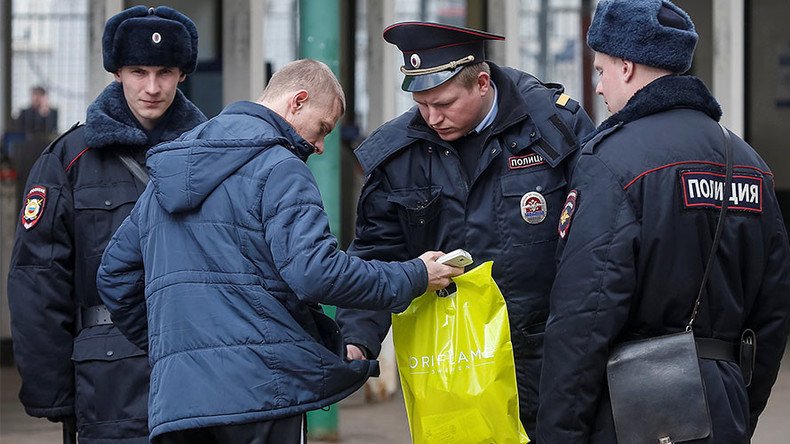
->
<box><xmin>383</xmin><ymin>22</ymin><xmax>504</xmax><ymax>92</ymax></box>
<box><xmin>587</xmin><ymin>0</ymin><xmax>698</xmax><ymax>74</ymax></box>
<box><xmin>103</xmin><ymin>5</ymin><xmax>198</xmax><ymax>74</ymax></box>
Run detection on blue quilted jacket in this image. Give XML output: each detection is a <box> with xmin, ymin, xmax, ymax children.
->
<box><xmin>96</xmin><ymin>101</ymin><xmax>427</xmax><ymax>439</ymax></box>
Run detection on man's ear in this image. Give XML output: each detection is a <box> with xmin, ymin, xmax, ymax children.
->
<box><xmin>289</xmin><ymin>90</ymin><xmax>309</xmax><ymax>113</ymax></box>
<box><xmin>621</xmin><ymin>59</ymin><xmax>635</xmax><ymax>83</ymax></box>
<box><xmin>114</xmin><ymin>70</ymin><xmax>122</xmax><ymax>82</ymax></box>
<box><xmin>476</xmin><ymin>71</ymin><xmax>491</xmax><ymax>96</ymax></box>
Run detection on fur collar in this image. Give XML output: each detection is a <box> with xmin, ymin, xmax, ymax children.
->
<box><xmin>84</xmin><ymin>81</ymin><xmax>206</xmax><ymax>149</ymax></box>
<box><xmin>587</xmin><ymin>75</ymin><xmax>721</xmax><ymax>142</ymax></box>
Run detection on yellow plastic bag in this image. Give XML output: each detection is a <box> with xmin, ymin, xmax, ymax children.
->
<box><xmin>392</xmin><ymin>261</ymin><xmax>529</xmax><ymax>444</ymax></box>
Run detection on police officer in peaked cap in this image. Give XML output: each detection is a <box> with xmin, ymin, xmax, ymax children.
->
<box><xmin>336</xmin><ymin>21</ymin><xmax>594</xmax><ymax>439</ymax></box>
<box><xmin>7</xmin><ymin>5</ymin><xmax>206</xmax><ymax>443</ymax></box>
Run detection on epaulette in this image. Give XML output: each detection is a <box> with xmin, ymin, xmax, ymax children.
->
<box><xmin>555</xmin><ymin>93</ymin><xmax>581</xmax><ymax>113</ymax></box>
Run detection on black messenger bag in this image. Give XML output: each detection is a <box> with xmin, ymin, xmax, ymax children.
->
<box><xmin>606</xmin><ymin>123</ymin><xmax>733</xmax><ymax>444</ymax></box>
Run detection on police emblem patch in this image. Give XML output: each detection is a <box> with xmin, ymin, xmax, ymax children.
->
<box><xmin>22</xmin><ymin>186</ymin><xmax>47</xmax><ymax>230</ymax></box>
<box><xmin>520</xmin><ymin>191</ymin><xmax>547</xmax><ymax>224</ymax></box>
<box><xmin>680</xmin><ymin>171</ymin><xmax>762</xmax><ymax>213</ymax></box>
<box><xmin>558</xmin><ymin>189</ymin><xmax>578</xmax><ymax>239</ymax></box>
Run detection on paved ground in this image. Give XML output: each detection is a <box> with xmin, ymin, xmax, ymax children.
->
<box><xmin>2</xmin><ymin>349</ymin><xmax>789</xmax><ymax>443</ymax></box>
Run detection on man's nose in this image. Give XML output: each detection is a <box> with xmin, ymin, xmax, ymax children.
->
<box><xmin>145</xmin><ymin>74</ymin><xmax>160</xmax><ymax>94</ymax></box>
<box><xmin>427</xmin><ymin>108</ymin><xmax>443</xmax><ymax>126</ymax></box>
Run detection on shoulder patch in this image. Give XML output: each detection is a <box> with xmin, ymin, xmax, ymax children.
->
<box><xmin>558</xmin><ymin>189</ymin><xmax>578</xmax><ymax>239</ymax></box>
<box><xmin>680</xmin><ymin>171</ymin><xmax>762</xmax><ymax>213</ymax></box>
<box><xmin>21</xmin><ymin>186</ymin><xmax>47</xmax><ymax>230</ymax></box>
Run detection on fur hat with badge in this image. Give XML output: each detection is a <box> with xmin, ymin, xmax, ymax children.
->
<box><xmin>103</xmin><ymin>5</ymin><xmax>198</xmax><ymax>74</ymax></box>
<box><xmin>587</xmin><ymin>0</ymin><xmax>698</xmax><ymax>74</ymax></box>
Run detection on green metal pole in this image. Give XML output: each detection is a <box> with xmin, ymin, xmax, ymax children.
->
<box><xmin>300</xmin><ymin>0</ymin><xmax>341</xmax><ymax>440</ymax></box>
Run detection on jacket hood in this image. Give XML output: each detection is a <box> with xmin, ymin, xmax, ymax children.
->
<box><xmin>84</xmin><ymin>81</ymin><xmax>206</xmax><ymax>148</ymax></box>
<box><xmin>146</xmin><ymin>101</ymin><xmax>311</xmax><ymax>214</ymax></box>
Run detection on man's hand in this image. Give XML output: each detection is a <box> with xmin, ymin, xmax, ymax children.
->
<box><xmin>346</xmin><ymin>344</ymin><xmax>367</xmax><ymax>361</ymax></box>
<box><xmin>419</xmin><ymin>251</ymin><xmax>465</xmax><ymax>292</ymax></box>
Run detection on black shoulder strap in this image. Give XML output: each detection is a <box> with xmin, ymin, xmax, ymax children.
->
<box><xmin>687</xmin><ymin>123</ymin><xmax>733</xmax><ymax>331</ymax></box>
<box><xmin>116</xmin><ymin>151</ymin><xmax>149</xmax><ymax>185</ymax></box>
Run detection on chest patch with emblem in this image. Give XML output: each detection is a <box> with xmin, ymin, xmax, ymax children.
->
<box><xmin>680</xmin><ymin>171</ymin><xmax>762</xmax><ymax>213</ymax></box>
<box><xmin>558</xmin><ymin>189</ymin><xmax>578</xmax><ymax>239</ymax></box>
<box><xmin>508</xmin><ymin>152</ymin><xmax>545</xmax><ymax>170</ymax></box>
<box><xmin>520</xmin><ymin>191</ymin><xmax>547</xmax><ymax>224</ymax></box>
<box><xmin>22</xmin><ymin>185</ymin><xmax>47</xmax><ymax>230</ymax></box>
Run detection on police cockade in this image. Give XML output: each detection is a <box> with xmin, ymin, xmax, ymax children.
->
<box><xmin>410</xmin><ymin>53</ymin><xmax>421</xmax><ymax>68</ymax></box>
<box><xmin>152</xmin><ymin>32</ymin><xmax>161</xmax><ymax>44</ymax></box>
<box><xmin>520</xmin><ymin>191</ymin><xmax>547</xmax><ymax>224</ymax></box>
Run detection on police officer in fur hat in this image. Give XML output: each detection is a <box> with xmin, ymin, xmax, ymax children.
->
<box><xmin>537</xmin><ymin>1</ymin><xmax>790</xmax><ymax>442</ymax></box>
<box><xmin>335</xmin><ymin>21</ymin><xmax>594</xmax><ymax>439</ymax></box>
<box><xmin>8</xmin><ymin>6</ymin><xmax>206</xmax><ymax>443</ymax></box>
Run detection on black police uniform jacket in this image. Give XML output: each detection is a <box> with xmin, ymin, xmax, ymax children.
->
<box><xmin>536</xmin><ymin>76</ymin><xmax>790</xmax><ymax>443</ymax></box>
<box><xmin>336</xmin><ymin>63</ymin><xmax>595</xmax><ymax>435</ymax></box>
<box><xmin>7</xmin><ymin>81</ymin><xmax>205</xmax><ymax>443</ymax></box>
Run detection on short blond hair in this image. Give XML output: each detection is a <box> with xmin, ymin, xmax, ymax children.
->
<box><xmin>258</xmin><ymin>59</ymin><xmax>345</xmax><ymax>114</ymax></box>
<box><xmin>451</xmin><ymin>62</ymin><xmax>490</xmax><ymax>89</ymax></box>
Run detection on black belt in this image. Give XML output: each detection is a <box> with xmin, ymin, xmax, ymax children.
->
<box><xmin>695</xmin><ymin>337</ymin><xmax>738</xmax><ymax>362</ymax></box>
<box><xmin>81</xmin><ymin>305</ymin><xmax>113</xmax><ymax>328</ymax></box>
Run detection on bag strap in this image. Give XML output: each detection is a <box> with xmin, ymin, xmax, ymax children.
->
<box><xmin>116</xmin><ymin>151</ymin><xmax>149</xmax><ymax>185</ymax></box>
<box><xmin>687</xmin><ymin>123</ymin><xmax>733</xmax><ymax>331</ymax></box>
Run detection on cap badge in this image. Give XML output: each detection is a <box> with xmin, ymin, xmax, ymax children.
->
<box><xmin>152</xmin><ymin>32</ymin><xmax>162</xmax><ymax>44</ymax></box>
<box><xmin>520</xmin><ymin>191</ymin><xmax>547</xmax><ymax>224</ymax></box>
<box><xmin>410</xmin><ymin>53</ymin><xmax>421</xmax><ymax>69</ymax></box>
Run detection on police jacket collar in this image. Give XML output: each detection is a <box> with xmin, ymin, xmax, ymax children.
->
<box><xmin>584</xmin><ymin>75</ymin><xmax>722</xmax><ymax>151</ymax></box>
<box><xmin>84</xmin><ymin>81</ymin><xmax>206</xmax><ymax>149</ymax></box>
<box><xmin>406</xmin><ymin>63</ymin><xmax>574</xmax><ymax>168</ymax></box>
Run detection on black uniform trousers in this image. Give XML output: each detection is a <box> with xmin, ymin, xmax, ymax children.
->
<box><xmin>154</xmin><ymin>415</ymin><xmax>305</xmax><ymax>444</ymax></box>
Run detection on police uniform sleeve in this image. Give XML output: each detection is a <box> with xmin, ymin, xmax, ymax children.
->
<box><xmin>7</xmin><ymin>149</ymin><xmax>77</xmax><ymax>419</ymax></box>
<box><xmin>745</xmin><ymin>208</ymin><xmax>790</xmax><ymax>434</ymax></box>
<box><xmin>536</xmin><ymin>154</ymin><xmax>639</xmax><ymax>443</ymax></box>
<box><xmin>262</xmin><ymin>158</ymin><xmax>426</xmax><ymax>312</ymax></box>
<box><xmin>336</xmin><ymin>170</ymin><xmax>412</xmax><ymax>358</ymax></box>
<box><xmin>96</xmin><ymin>204</ymin><xmax>148</xmax><ymax>351</ymax></box>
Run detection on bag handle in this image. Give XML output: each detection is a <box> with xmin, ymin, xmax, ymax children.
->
<box><xmin>687</xmin><ymin>123</ymin><xmax>733</xmax><ymax>331</ymax></box>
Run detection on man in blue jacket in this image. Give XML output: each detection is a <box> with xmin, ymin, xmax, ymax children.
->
<box><xmin>96</xmin><ymin>59</ymin><xmax>462</xmax><ymax>444</ymax></box>
<box><xmin>537</xmin><ymin>1</ymin><xmax>790</xmax><ymax>442</ymax></box>
<box><xmin>335</xmin><ymin>21</ymin><xmax>594</xmax><ymax>437</ymax></box>
<box><xmin>7</xmin><ymin>6</ymin><xmax>206</xmax><ymax>443</ymax></box>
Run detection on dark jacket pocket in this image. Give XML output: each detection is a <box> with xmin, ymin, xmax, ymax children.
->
<box><xmin>387</xmin><ymin>186</ymin><xmax>442</xmax><ymax>253</ymax></box>
<box><xmin>72</xmin><ymin>326</ymin><xmax>150</xmax><ymax>440</ymax></box>
<box><xmin>500</xmin><ymin>168</ymin><xmax>567</xmax><ymax>246</ymax></box>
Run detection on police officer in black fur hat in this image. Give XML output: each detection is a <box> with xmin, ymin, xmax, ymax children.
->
<box><xmin>537</xmin><ymin>1</ymin><xmax>790</xmax><ymax>442</ymax></box>
<box><xmin>336</xmin><ymin>21</ymin><xmax>594</xmax><ymax>439</ymax></box>
<box><xmin>8</xmin><ymin>6</ymin><xmax>206</xmax><ymax>443</ymax></box>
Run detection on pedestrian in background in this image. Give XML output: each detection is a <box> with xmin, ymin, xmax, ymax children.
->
<box><xmin>537</xmin><ymin>0</ymin><xmax>790</xmax><ymax>442</ymax></box>
<box><xmin>96</xmin><ymin>59</ymin><xmax>463</xmax><ymax>444</ymax></box>
<box><xmin>12</xmin><ymin>85</ymin><xmax>59</xmax><ymax>136</ymax></box>
<box><xmin>7</xmin><ymin>6</ymin><xmax>206</xmax><ymax>443</ymax></box>
<box><xmin>335</xmin><ymin>21</ymin><xmax>594</xmax><ymax>438</ymax></box>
